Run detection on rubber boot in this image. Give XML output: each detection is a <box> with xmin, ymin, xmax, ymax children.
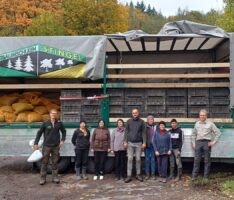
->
<box><xmin>168</xmin><ymin>167</ymin><xmax>174</xmax><ymax>180</ymax></box>
<box><xmin>175</xmin><ymin>168</ymin><xmax>182</xmax><ymax>181</ymax></box>
<box><xmin>82</xmin><ymin>168</ymin><xmax>88</xmax><ymax>180</ymax></box>
<box><xmin>75</xmin><ymin>167</ymin><xmax>81</xmax><ymax>180</ymax></box>
<box><xmin>52</xmin><ymin>170</ymin><xmax>60</xmax><ymax>184</ymax></box>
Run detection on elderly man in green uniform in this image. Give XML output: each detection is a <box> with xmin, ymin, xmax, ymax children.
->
<box><xmin>34</xmin><ymin>109</ymin><xmax>66</xmax><ymax>185</ymax></box>
<box><xmin>191</xmin><ymin>109</ymin><xmax>221</xmax><ymax>181</ymax></box>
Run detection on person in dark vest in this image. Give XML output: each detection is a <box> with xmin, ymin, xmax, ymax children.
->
<box><xmin>91</xmin><ymin>119</ymin><xmax>111</xmax><ymax>181</ymax></box>
<box><xmin>191</xmin><ymin>109</ymin><xmax>221</xmax><ymax>181</ymax></box>
<box><xmin>71</xmin><ymin>120</ymin><xmax>90</xmax><ymax>180</ymax></box>
<box><xmin>34</xmin><ymin>109</ymin><xmax>66</xmax><ymax>185</ymax></box>
<box><xmin>169</xmin><ymin>119</ymin><xmax>183</xmax><ymax>181</ymax></box>
<box><xmin>145</xmin><ymin>115</ymin><xmax>157</xmax><ymax>180</ymax></box>
<box><xmin>152</xmin><ymin>121</ymin><xmax>172</xmax><ymax>183</ymax></box>
<box><xmin>124</xmin><ymin>108</ymin><xmax>146</xmax><ymax>183</ymax></box>
<box><xmin>111</xmin><ymin>119</ymin><xmax>126</xmax><ymax>181</ymax></box>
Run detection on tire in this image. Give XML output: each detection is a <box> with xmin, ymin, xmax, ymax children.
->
<box><xmin>87</xmin><ymin>157</ymin><xmax>115</xmax><ymax>174</ymax></box>
<box><xmin>35</xmin><ymin>157</ymin><xmax>71</xmax><ymax>174</ymax></box>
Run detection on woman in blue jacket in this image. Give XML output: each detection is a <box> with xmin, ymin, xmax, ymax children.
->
<box><xmin>152</xmin><ymin>121</ymin><xmax>172</xmax><ymax>183</ymax></box>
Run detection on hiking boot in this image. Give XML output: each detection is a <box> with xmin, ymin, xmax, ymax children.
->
<box><xmin>39</xmin><ymin>177</ymin><xmax>46</xmax><ymax>185</ymax></box>
<box><xmin>75</xmin><ymin>167</ymin><xmax>81</xmax><ymax>180</ymax></box>
<box><xmin>82</xmin><ymin>168</ymin><xmax>88</xmax><ymax>180</ymax></box>
<box><xmin>125</xmin><ymin>176</ymin><xmax>132</xmax><ymax>183</ymax></box>
<box><xmin>175</xmin><ymin>168</ymin><xmax>182</xmax><ymax>181</ymax></box>
<box><xmin>145</xmin><ymin>174</ymin><xmax>150</xmax><ymax>180</ymax></box>
<box><xmin>169</xmin><ymin>167</ymin><xmax>175</xmax><ymax>180</ymax></box>
<box><xmin>162</xmin><ymin>178</ymin><xmax>167</xmax><ymax>183</ymax></box>
<box><xmin>136</xmin><ymin>175</ymin><xmax>143</xmax><ymax>182</ymax></box>
<box><xmin>52</xmin><ymin>170</ymin><xmax>60</xmax><ymax>184</ymax></box>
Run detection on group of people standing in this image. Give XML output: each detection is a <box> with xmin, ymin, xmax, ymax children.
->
<box><xmin>34</xmin><ymin>108</ymin><xmax>221</xmax><ymax>185</ymax></box>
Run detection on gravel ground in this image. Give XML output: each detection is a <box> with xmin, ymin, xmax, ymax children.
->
<box><xmin>0</xmin><ymin>157</ymin><xmax>231</xmax><ymax>200</ymax></box>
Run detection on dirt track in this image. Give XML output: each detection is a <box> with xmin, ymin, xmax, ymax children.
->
<box><xmin>0</xmin><ymin>157</ymin><xmax>231</xmax><ymax>200</ymax></box>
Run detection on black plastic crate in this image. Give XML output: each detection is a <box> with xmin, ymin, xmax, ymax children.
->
<box><xmin>210</xmin><ymin>106</ymin><xmax>230</xmax><ymax>114</ymax></box>
<box><xmin>125</xmin><ymin>89</ymin><xmax>145</xmax><ymax>99</ymax></box>
<box><xmin>61</xmin><ymin>105</ymin><xmax>81</xmax><ymax>113</ymax></box>
<box><xmin>107</xmin><ymin>89</ymin><xmax>124</xmax><ymax>97</ymax></box>
<box><xmin>210</xmin><ymin>97</ymin><xmax>230</xmax><ymax>106</ymax></box>
<box><xmin>124</xmin><ymin>100</ymin><xmax>144</xmax><ymax>106</ymax></box>
<box><xmin>82</xmin><ymin>105</ymin><xmax>100</xmax><ymax>114</ymax></box>
<box><xmin>166</xmin><ymin>96</ymin><xmax>187</xmax><ymax>106</ymax></box>
<box><xmin>61</xmin><ymin>100</ymin><xmax>82</xmax><ymax>106</ymax></box>
<box><xmin>210</xmin><ymin>88</ymin><xmax>230</xmax><ymax>97</ymax></box>
<box><xmin>167</xmin><ymin>105</ymin><xmax>187</xmax><ymax>114</ymax></box>
<box><xmin>82</xmin><ymin>99</ymin><xmax>101</xmax><ymax>106</ymax></box>
<box><xmin>81</xmin><ymin>114</ymin><xmax>100</xmax><ymax>123</ymax></box>
<box><xmin>146</xmin><ymin>89</ymin><xmax>166</xmax><ymax>97</ymax></box>
<box><xmin>209</xmin><ymin>113</ymin><xmax>231</xmax><ymax>118</ymax></box>
<box><xmin>61</xmin><ymin>89</ymin><xmax>82</xmax><ymax>97</ymax></box>
<box><xmin>124</xmin><ymin>105</ymin><xmax>145</xmax><ymax>114</ymax></box>
<box><xmin>62</xmin><ymin>113</ymin><xmax>80</xmax><ymax>123</ymax></box>
<box><xmin>188</xmin><ymin>88</ymin><xmax>209</xmax><ymax>97</ymax></box>
<box><xmin>188</xmin><ymin>106</ymin><xmax>209</xmax><ymax>115</ymax></box>
<box><xmin>109</xmin><ymin>105</ymin><xmax>124</xmax><ymax>114</ymax></box>
<box><xmin>146</xmin><ymin>105</ymin><xmax>165</xmax><ymax>113</ymax></box>
<box><xmin>167</xmin><ymin>89</ymin><xmax>187</xmax><ymax>97</ymax></box>
<box><xmin>188</xmin><ymin>96</ymin><xmax>209</xmax><ymax>105</ymax></box>
<box><xmin>109</xmin><ymin>97</ymin><xmax>124</xmax><ymax>105</ymax></box>
<box><xmin>146</xmin><ymin>96</ymin><xmax>165</xmax><ymax>105</ymax></box>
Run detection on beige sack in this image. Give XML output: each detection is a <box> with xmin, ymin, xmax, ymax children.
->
<box><xmin>28</xmin><ymin>112</ymin><xmax>43</xmax><ymax>123</ymax></box>
<box><xmin>12</xmin><ymin>103</ymin><xmax>34</xmax><ymax>114</ymax></box>
<box><xmin>34</xmin><ymin>106</ymin><xmax>48</xmax><ymax>115</ymax></box>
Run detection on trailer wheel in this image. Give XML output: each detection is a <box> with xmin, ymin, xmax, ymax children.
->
<box><xmin>87</xmin><ymin>157</ymin><xmax>114</xmax><ymax>174</ymax></box>
<box><xmin>35</xmin><ymin>157</ymin><xmax>71</xmax><ymax>174</ymax></box>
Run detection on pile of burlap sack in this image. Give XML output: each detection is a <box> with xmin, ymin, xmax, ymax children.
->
<box><xmin>0</xmin><ymin>92</ymin><xmax>60</xmax><ymax>123</ymax></box>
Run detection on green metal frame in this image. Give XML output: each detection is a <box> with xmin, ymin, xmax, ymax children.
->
<box><xmin>101</xmin><ymin>61</ymin><xmax>110</xmax><ymax>126</ymax></box>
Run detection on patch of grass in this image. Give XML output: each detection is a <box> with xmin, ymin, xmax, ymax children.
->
<box><xmin>190</xmin><ymin>173</ymin><xmax>234</xmax><ymax>198</ymax></box>
<box><xmin>221</xmin><ymin>180</ymin><xmax>234</xmax><ymax>198</ymax></box>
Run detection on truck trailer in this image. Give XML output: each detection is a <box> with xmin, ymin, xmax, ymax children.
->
<box><xmin>0</xmin><ymin>21</ymin><xmax>233</xmax><ymax>173</ymax></box>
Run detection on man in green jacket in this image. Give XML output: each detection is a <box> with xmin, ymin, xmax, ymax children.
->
<box><xmin>34</xmin><ymin>109</ymin><xmax>66</xmax><ymax>185</ymax></box>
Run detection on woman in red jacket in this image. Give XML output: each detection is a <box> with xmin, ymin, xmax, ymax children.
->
<box><xmin>91</xmin><ymin>119</ymin><xmax>111</xmax><ymax>180</ymax></box>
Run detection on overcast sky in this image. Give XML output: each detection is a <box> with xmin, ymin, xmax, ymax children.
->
<box><xmin>121</xmin><ymin>0</ymin><xmax>225</xmax><ymax>16</ymax></box>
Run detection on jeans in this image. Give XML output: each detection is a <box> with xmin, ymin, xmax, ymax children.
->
<box><xmin>41</xmin><ymin>145</ymin><xmax>60</xmax><ymax>177</ymax></box>
<box><xmin>94</xmin><ymin>151</ymin><xmax>107</xmax><ymax>176</ymax></box>
<box><xmin>127</xmin><ymin>142</ymin><xmax>142</xmax><ymax>177</ymax></box>
<box><xmin>145</xmin><ymin>146</ymin><xmax>156</xmax><ymax>176</ymax></box>
<box><xmin>75</xmin><ymin>149</ymin><xmax>89</xmax><ymax>169</ymax></box>
<box><xmin>192</xmin><ymin>140</ymin><xmax>211</xmax><ymax>179</ymax></box>
<box><xmin>114</xmin><ymin>150</ymin><xmax>126</xmax><ymax>178</ymax></box>
<box><xmin>170</xmin><ymin>148</ymin><xmax>182</xmax><ymax>170</ymax></box>
<box><xmin>157</xmin><ymin>155</ymin><xmax>169</xmax><ymax>178</ymax></box>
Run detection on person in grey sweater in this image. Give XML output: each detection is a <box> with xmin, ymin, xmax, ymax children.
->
<box><xmin>191</xmin><ymin>109</ymin><xmax>221</xmax><ymax>181</ymax></box>
<box><xmin>111</xmin><ymin>119</ymin><xmax>126</xmax><ymax>181</ymax></box>
<box><xmin>124</xmin><ymin>108</ymin><xmax>146</xmax><ymax>183</ymax></box>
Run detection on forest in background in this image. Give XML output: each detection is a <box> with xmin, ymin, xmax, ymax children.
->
<box><xmin>0</xmin><ymin>0</ymin><xmax>233</xmax><ymax>36</ymax></box>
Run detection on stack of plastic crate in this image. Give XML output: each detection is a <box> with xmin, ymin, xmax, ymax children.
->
<box><xmin>124</xmin><ymin>89</ymin><xmax>145</xmax><ymax>117</ymax></box>
<box><xmin>61</xmin><ymin>89</ymin><xmax>82</xmax><ymax>123</ymax></box>
<box><xmin>108</xmin><ymin>89</ymin><xmax>125</xmax><ymax>118</ymax></box>
<box><xmin>209</xmin><ymin>88</ymin><xmax>230</xmax><ymax>118</ymax></box>
<box><xmin>166</xmin><ymin>89</ymin><xmax>187</xmax><ymax>118</ymax></box>
<box><xmin>145</xmin><ymin>89</ymin><xmax>166</xmax><ymax>118</ymax></box>
<box><xmin>188</xmin><ymin>88</ymin><xmax>210</xmax><ymax>118</ymax></box>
